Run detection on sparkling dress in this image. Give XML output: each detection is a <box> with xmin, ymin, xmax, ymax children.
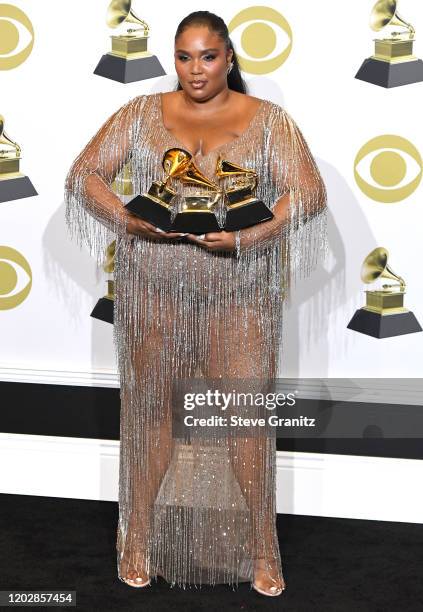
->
<box><xmin>64</xmin><ymin>92</ymin><xmax>328</xmax><ymax>588</ymax></box>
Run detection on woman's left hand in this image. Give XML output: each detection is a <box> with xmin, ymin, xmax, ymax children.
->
<box><xmin>186</xmin><ymin>230</ymin><xmax>236</xmax><ymax>252</ymax></box>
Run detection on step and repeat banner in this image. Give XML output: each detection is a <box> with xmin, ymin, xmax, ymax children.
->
<box><xmin>0</xmin><ymin>0</ymin><xmax>422</xmax><ymax>379</ymax></box>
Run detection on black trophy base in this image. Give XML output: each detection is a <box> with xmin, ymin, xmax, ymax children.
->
<box><xmin>171</xmin><ymin>212</ymin><xmax>220</xmax><ymax>234</ymax></box>
<box><xmin>93</xmin><ymin>53</ymin><xmax>166</xmax><ymax>84</ymax></box>
<box><xmin>224</xmin><ymin>201</ymin><xmax>274</xmax><ymax>231</ymax></box>
<box><xmin>355</xmin><ymin>57</ymin><xmax>423</xmax><ymax>88</ymax></box>
<box><xmin>347</xmin><ymin>308</ymin><xmax>422</xmax><ymax>338</ymax></box>
<box><xmin>0</xmin><ymin>175</ymin><xmax>37</xmax><ymax>203</ymax></box>
<box><xmin>124</xmin><ymin>195</ymin><xmax>173</xmax><ymax>231</ymax></box>
<box><xmin>91</xmin><ymin>297</ymin><xmax>114</xmax><ymax>324</ymax></box>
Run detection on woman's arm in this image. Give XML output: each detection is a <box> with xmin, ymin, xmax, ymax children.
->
<box><xmin>65</xmin><ymin>95</ymin><xmax>172</xmax><ymax>264</ymax></box>
<box><xmin>235</xmin><ymin>105</ymin><xmax>327</xmax><ymax>256</ymax></box>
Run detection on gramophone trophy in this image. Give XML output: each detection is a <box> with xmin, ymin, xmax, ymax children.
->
<box><xmin>91</xmin><ymin>240</ymin><xmax>116</xmax><ymax>324</ymax></box>
<box><xmin>355</xmin><ymin>0</ymin><xmax>423</xmax><ymax>88</ymax></box>
<box><xmin>124</xmin><ymin>148</ymin><xmax>189</xmax><ymax>231</ymax></box>
<box><xmin>347</xmin><ymin>247</ymin><xmax>422</xmax><ymax>338</ymax></box>
<box><xmin>94</xmin><ymin>0</ymin><xmax>165</xmax><ymax>84</ymax></box>
<box><xmin>170</xmin><ymin>150</ymin><xmax>221</xmax><ymax>233</ymax></box>
<box><xmin>0</xmin><ymin>115</ymin><xmax>37</xmax><ymax>204</ymax></box>
<box><xmin>125</xmin><ymin>148</ymin><xmax>222</xmax><ymax>233</ymax></box>
<box><xmin>216</xmin><ymin>157</ymin><xmax>274</xmax><ymax>231</ymax></box>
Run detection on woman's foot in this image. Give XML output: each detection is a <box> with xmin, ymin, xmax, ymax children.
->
<box><xmin>120</xmin><ymin>553</ymin><xmax>151</xmax><ymax>588</ymax></box>
<box><xmin>253</xmin><ymin>557</ymin><xmax>286</xmax><ymax>597</ymax></box>
<box><xmin>122</xmin><ymin>568</ymin><xmax>151</xmax><ymax>588</ymax></box>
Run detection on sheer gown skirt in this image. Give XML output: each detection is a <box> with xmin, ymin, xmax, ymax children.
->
<box><xmin>115</xmin><ymin>276</ymin><xmax>283</xmax><ymax>587</ymax></box>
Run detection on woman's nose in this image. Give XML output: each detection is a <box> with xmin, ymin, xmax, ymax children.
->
<box><xmin>190</xmin><ymin>59</ymin><xmax>202</xmax><ymax>74</ymax></box>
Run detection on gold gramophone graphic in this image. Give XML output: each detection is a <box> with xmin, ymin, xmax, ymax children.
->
<box><xmin>171</xmin><ymin>151</ymin><xmax>221</xmax><ymax>233</ymax></box>
<box><xmin>216</xmin><ymin>157</ymin><xmax>274</xmax><ymax>231</ymax></box>
<box><xmin>90</xmin><ymin>240</ymin><xmax>116</xmax><ymax>324</ymax></box>
<box><xmin>125</xmin><ymin>148</ymin><xmax>221</xmax><ymax>233</ymax></box>
<box><xmin>347</xmin><ymin>247</ymin><xmax>422</xmax><ymax>338</ymax></box>
<box><xmin>0</xmin><ymin>115</ymin><xmax>37</xmax><ymax>204</ymax></box>
<box><xmin>94</xmin><ymin>0</ymin><xmax>165</xmax><ymax>84</ymax></box>
<box><xmin>111</xmin><ymin>161</ymin><xmax>134</xmax><ymax>196</ymax></box>
<box><xmin>355</xmin><ymin>0</ymin><xmax>423</xmax><ymax>88</ymax></box>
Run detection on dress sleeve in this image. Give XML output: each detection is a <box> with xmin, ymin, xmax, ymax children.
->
<box><xmin>64</xmin><ymin>95</ymin><xmax>147</xmax><ymax>266</ymax></box>
<box><xmin>235</xmin><ymin>103</ymin><xmax>328</xmax><ymax>288</ymax></box>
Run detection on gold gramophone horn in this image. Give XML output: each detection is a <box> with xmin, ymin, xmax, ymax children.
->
<box><xmin>216</xmin><ymin>157</ymin><xmax>255</xmax><ymax>177</ymax></box>
<box><xmin>370</xmin><ymin>0</ymin><xmax>415</xmax><ymax>38</ymax></box>
<box><xmin>163</xmin><ymin>148</ymin><xmax>219</xmax><ymax>191</ymax></box>
<box><xmin>106</xmin><ymin>0</ymin><xmax>149</xmax><ymax>35</ymax></box>
<box><xmin>0</xmin><ymin>115</ymin><xmax>21</xmax><ymax>158</ymax></box>
<box><xmin>361</xmin><ymin>247</ymin><xmax>405</xmax><ymax>290</ymax></box>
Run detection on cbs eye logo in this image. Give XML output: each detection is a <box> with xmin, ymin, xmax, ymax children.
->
<box><xmin>228</xmin><ymin>6</ymin><xmax>292</xmax><ymax>74</ymax></box>
<box><xmin>0</xmin><ymin>245</ymin><xmax>32</xmax><ymax>309</ymax></box>
<box><xmin>0</xmin><ymin>4</ymin><xmax>34</xmax><ymax>70</ymax></box>
<box><xmin>354</xmin><ymin>135</ymin><xmax>422</xmax><ymax>203</ymax></box>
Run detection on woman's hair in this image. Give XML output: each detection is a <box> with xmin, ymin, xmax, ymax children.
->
<box><xmin>174</xmin><ymin>11</ymin><xmax>247</xmax><ymax>94</ymax></box>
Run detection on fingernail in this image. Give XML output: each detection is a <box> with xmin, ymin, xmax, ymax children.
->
<box><xmin>155</xmin><ymin>227</ymin><xmax>164</xmax><ymax>232</ymax></box>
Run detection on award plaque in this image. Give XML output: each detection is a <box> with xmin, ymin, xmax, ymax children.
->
<box><xmin>124</xmin><ymin>148</ymin><xmax>190</xmax><ymax>231</ymax></box>
<box><xmin>347</xmin><ymin>247</ymin><xmax>422</xmax><ymax>338</ymax></box>
<box><xmin>0</xmin><ymin>115</ymin><xmax>37</xmax><ymax>204</ymax></box>
<box><xmin>216</xmin><ymin>157</ymin><xmax>274</xmax><ymax>231</ymax></box>
<box><xmin>91</xmin><ymin>241</ymin><xmax>116</xmax><ymax>324</ymax></box>
<box><xmin>170</xmin><ymin>149</ymin><xmax>221</xmax><ymax>234</ymax></box>
<box><xmin>94</xmin><ymin>0</ymin><xmax>166</xmax><ymax>84</ymax></box>
<box><xmin>355</xmin><ymin>0</ymin><xmax>423</xmax><ymax>88</ymax></box>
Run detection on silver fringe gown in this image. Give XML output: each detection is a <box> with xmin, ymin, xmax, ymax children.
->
<box><xmin>64</xmin><ymin>92</ymin><xmax>328</xmax><ymax>588</ymax></box>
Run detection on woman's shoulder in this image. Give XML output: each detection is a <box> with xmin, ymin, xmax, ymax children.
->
<box><xmin>116</xmin><ymin>92</ymin><xmax>158</xmax><ymax>113</ymax></box>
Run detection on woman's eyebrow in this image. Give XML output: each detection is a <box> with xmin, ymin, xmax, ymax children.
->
<box><xmin>175</xmin><ymin>48</ymin><xmax>220</xmax><ymax>53</ymax></box>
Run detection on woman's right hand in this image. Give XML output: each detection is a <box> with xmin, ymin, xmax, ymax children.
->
<box><xmin>125</xmin><ymin>213</ymin><xmax>187</xmax><ymax>241</ymax></box>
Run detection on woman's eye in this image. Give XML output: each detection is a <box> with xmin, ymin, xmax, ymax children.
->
<box><xmin>203</xmin><ymin>55</ymin><xmax>216</xmax><ymax>61</ymax></box>
<box><xmin>177</xmin><ymin>55</ymin><xmax>189</xmax><ymax>61</ymax></box>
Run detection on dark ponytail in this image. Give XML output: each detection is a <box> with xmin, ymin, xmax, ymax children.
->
<box><xmin>174</xmin><ymin>11</ymin><xmax>247</xmax><ymax>94</ymax></box>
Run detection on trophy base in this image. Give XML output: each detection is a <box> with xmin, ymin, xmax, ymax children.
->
<box><xmin>223</xmin><ymin>200</ymin><xmax>274</xmax><ymax>231</ymax></box>
<box><xmin>124</xmin><ymin>195</ymin><xmax>173</xmax><ymax>231</ymax></box>
<box><xmin>171</xmin><ymin>212</ymin><xmax>221</xmax><ymax>234</ymax></box>
<box><xmin>93</xmin><ymin>53</ymin><xmax>166</xmax><ymax>84</ymax></box>
<box><xmin>90</xmin><ymin>297</ymin><xmax>114</xmax><ymax>324</ymax></box>
<box><xmin>355</xmin><ymin>57</ymin><xmax>423</xmax><ymax>88</ymax></box>
<box><xmin>347</xmin><ymin>308</ymin><xmax>422</xmax><ymax>338</ymax></box>
<box><xmin>0</xmin><ymin>175</ymin><xmax>37</xmax><ymax>204</ymax></box>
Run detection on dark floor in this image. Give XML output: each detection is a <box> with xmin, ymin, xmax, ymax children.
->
<box><xmin>0</xmin><ymin>493</ymin><xmax>421</xmax><ymax>612</ymax></box>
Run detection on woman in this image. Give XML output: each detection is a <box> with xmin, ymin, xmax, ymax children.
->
<box><xmin>64</xmin><ymin>11</ymin><xmax>327</xmax><ymax>598</ymax></box>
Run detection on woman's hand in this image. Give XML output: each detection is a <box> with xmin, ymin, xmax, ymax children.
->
<box><xmin>125</xmin><ymin>213</ymin><xmax>187</xmax><ymax>241</ymax></box>
<box><xmin>185</xmin><ymin>230</ymin><xmax>236</xmax><ymax>252</ymax></box>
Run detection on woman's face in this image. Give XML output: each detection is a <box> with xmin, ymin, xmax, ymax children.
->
<box><xmin>174</xmin><ymin>26</ymin><xmax>233</xmax><ymax>101</ymax></box>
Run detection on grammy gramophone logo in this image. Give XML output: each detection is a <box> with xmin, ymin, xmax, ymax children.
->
<box><xmin>93</xmin><ymin>0</ymin><xmax>166</xmax><ymax>84</ymax></box>
<box><xmin>355</xmin><ymin>0</ymin><xmax>423</xmax><ymax>87</ymax></box>
<box><xmin>347</xmin><ymin>247</ymin><xmax>422</xmax><ymax>338</ymax></box>
<box><xmin>0</xmin><ymin>114</ymin><xmax>37</xmax><ymax>203</ymax></box>
<box><xmin>90</xmin><ymin>240</ymin><xmax>115</xmax><ymax>324</ymax></box>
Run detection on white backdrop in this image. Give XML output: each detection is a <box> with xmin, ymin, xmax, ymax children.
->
<box><xmin>0</xmin><ymin>0</ymin><xmax>422</xmax><ymax>381</ymax></box>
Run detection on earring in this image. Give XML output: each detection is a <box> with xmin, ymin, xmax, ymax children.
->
<box><xmin>227</xmin><ymin>61</ymin><xmax>234</xmax><ymax>74</ymax></box>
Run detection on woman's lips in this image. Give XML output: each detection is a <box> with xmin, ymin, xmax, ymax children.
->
<box><xmin>190</xmin><ymin>80</ymin><xmax>207</xmax><ymax>89</ymax></box>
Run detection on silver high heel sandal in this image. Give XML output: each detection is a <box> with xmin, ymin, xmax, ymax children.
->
<box><xmin>122</xmin><ymin>569</ymin><xmax>151</xmax><ymax>588</ymax></box>
<box><xmin>252</xmin><ymin>557</ymin><xmax>286</xmax><ymax>597</ymax></box>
